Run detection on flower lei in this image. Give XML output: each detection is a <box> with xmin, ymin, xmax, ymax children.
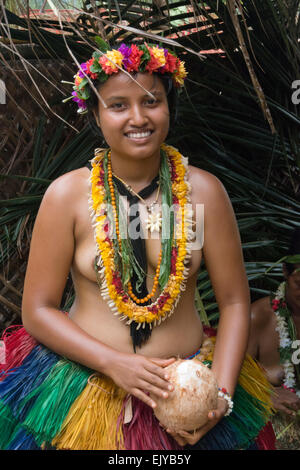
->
<box><xmin>271</xmin><ymin>282</ymin><xmax>300</xmax><ymax>397</ymax></box>
<box><xmin>88</xmin><ymin>144</ymin><xmax>193</xmax><ymax>328</ymax></box>
<box><xmin>68</xmin><ymin>43</ymin><xmax>187</xmax><ymax>113</ymax></box>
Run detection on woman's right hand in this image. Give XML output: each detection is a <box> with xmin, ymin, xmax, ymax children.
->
<box><xmin>103</xmin><ymin>351</ymin><xmax>176</xmax><ymax>408</ymax></box>
<box><xmin>272</xmin><ymin>386</ymin><xmax>300</xmax><ymax>415</ymax></box>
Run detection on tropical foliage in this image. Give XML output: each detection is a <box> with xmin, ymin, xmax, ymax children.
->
<box><xmin>0</xmin><ymin>0</ymin><xmax>299</xmax><ymax>327</ymax></box>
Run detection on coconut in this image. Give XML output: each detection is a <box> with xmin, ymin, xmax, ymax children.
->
<box><xmin>151</xmin><ymin>359</ymin><xmax>218</xmax><ymax>432</ymax></box>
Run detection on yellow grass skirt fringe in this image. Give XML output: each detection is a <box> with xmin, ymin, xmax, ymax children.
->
<box><xmin>238</xmin><ymin>354</ymin><xmax>275</xmax><ymax>419</ymax></box>
<box><xmin>51</xmin><ymin>374</ymin><xmax>127</xmax><ymax>450</ymax></box>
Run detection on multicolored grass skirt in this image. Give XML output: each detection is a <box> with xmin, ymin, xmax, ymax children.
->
<box><xmin>0</xmin><ymin>324</ymin><xmax>276</xmax><ymax>450</ymax></box>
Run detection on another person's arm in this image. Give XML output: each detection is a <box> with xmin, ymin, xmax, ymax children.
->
<box><xmin>247</xmin><ymin>300</ymin><xmax>300</xmax><ymax>415</ymax></box>
<box><xmin>22</xmin><ymin>172</ymin><xmax>174</xmax><ymax>408</ymax></box>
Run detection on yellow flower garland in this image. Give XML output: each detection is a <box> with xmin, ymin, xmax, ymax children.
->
<box><xmin>88</xmin><ymin>144</ymin><xmax>193</xmax><ymax>328</ymax></box>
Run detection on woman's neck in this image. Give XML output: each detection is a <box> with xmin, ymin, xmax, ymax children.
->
<box><xmin>109</xmin><ymin>149</ymin><xmax>161</xmax><ymax>191</ymax></box>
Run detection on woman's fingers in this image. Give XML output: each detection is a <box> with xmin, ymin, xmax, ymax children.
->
<box><xmin>131</xmin><ymin>387</ymin><xmax>157</xmax><ymax>409</ymax></box>
<box><xmin>129</xmin><ymin>358</ymin><xmax>176</xmax><ymax>407</ymax></box>
<box><xmin>109</xmin><ymin>354</ymin><xmax>177</xmax><ymax>408</ymax></box>
<box><xmin>142</xmin><ymin>369</ymin><xmax>174</xmax><ymax>392</ymax></box>
<box><xmin>166</xmin><ymin>429</ymin><xmax>187</xmax><ymax>446</ymax></box>
<box><xmin>149</xmin><ymin>357</ymin><xmax>176</xmax><ymax>368</ymax></box>
<box><xmin>284</xmin><ymin>397</ymin><xmax>300</xmax><ymax>411</ymax></box>
<box><xmin>208</xmin><ymin>407</ymin><xmax>223</xmax><ymax>420</ymax></box>
<box><xmin>139</xmin><ymin>359</ymin><xmax>175</xmax><ymax>392</ymax></box>
<box><xmin>139</xmin><ymin>378</ymin><xmax>171</xmax><ymax>400</ymax></box>
<box><xmin>166</xmin><ymin>407</ymin><xmax>225</xmax><ymax>446</ymax></box>
<box><xmin>277</xmin><ymin>402</ymin><xmax>298</xmax><ymax>416</ymax></box>
<box><xmin>147</xmin><ymin>357</ymin><xmax>176</xmax><ymax>380</ymax></box>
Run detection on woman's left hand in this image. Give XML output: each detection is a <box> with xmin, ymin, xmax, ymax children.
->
<box><xmin>165</xmin><ymin>398</ymin><xmax>228</xmax><ymax>446</ymax></box>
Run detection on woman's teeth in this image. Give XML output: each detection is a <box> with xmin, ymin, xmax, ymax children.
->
<box><xmin>126</xmin><ymin>131</ymin><xmax>152</xmax><ymax>139</ymax></box>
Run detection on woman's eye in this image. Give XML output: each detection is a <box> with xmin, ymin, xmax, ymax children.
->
<box><xmin>145</xmin><ymin>99</ymin><xmax>158</xmax><ymax>106</ymax></box>
<box><xmin>111</xmin><ymin>103</ymin><xmax>125</xmax><ymax>109</ymax></box>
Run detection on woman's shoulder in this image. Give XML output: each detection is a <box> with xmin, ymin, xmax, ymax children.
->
<box><xmin>188</xmin><ymin>164</ymin><xmax>229</xmax><ymax>204</ymax></box>
<box><xmin>42</xmin><ymin>167</ymin><xmax>90</xmax><ymax>205</ymax></box>
<box><xmin>188</xmin><ymin>164</ymin><xmax>225</xmax><ymax>188</ymax></box>
<box><xmin>250</xmin><ymin>296</ymin><xmax>273</xmax><ymax>328</ymax></box>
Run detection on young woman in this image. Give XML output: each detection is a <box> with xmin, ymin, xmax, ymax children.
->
<box><xmin>0</xmin><ymin>43</ymin><xmax>275</xmax><ymax>450</ymax></box>
<box><xmin>247</xmin><ymin>228</ymin><xmax>300</xmax><ymax>449</ymax></box>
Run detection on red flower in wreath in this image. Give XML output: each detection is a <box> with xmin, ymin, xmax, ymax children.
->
<box><xmin>85</xmin><ymin>58</ymin><xmax>98</xmax><ymax>80</ymax></box>
<box><xmin>126</xmin><ymin>44</ymin><xmax>144</xmax><ymax>72</ymax></box>
<box><xmin>163</xmin><ymin>53</ymin><xmax>178</xmax><ymax>74</ymax></box>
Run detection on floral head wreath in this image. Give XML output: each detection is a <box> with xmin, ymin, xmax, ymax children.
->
<box><xmin>68</xmin><ymin>42</ymin><xmax>188</xmax><ymax>114</ymax></box>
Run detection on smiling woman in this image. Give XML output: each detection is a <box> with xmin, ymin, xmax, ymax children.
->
<box><xmin>0</xmin><ymin>42</ymin><xmax>276</xmax><ymax>451</ymax></box>
<box><xmin>92</xmin><ymin>73</ymin><xmax>170</xmax><ymax>167</ymax></box>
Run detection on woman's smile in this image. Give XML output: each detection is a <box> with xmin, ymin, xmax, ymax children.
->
<box><xmin>124</xmin><ymin>129</ymin><xmax>154</xmax><ymax>142</ymax></box>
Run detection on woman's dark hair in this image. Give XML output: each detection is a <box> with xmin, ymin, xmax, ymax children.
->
<box><xmin>85</xmin><ymin>71</ymin><xmax>179</xmax><ymax>142</ymax></box>
<box><xmin>284</xmin><ymin>227</ymin><xmax>300</xmax><ymax>275</ymax></box>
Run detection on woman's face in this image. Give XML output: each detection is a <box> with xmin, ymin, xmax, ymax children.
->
<box><xmin>285</xmin><ymin>264</ymin><xmax>300</xmax><ymax>309</ymax></box>
<box><xmin>93</xmin><ymin>72</ymin><xmax>170</xmax><ymax>161</ymax></box>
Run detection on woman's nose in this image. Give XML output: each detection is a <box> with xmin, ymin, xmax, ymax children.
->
<box><xmin>129</xmin><ymin>104</ymin><xmax>148</xmax><ymax>127</ymax></box>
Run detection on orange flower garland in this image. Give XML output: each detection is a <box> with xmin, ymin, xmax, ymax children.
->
<box><xmin>88</xmin><ymin>144</ymin><xmax>193</xmax><ymax>328</ymax></box>
<box><xmin>106</xmin><ymin>150</ymin><xmax>163</xmax><ymax>305</ymax></box>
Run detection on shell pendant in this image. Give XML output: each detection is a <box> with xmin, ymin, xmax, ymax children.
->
<box><xmin>145</xmin><ymin>205</ymin><xmax>162</xmax><ymax>233</ymax></box>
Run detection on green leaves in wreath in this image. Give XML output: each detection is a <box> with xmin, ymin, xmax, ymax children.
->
<box><xmin>138</xmin><ymin>44</ymin><xmax>151</xmax><ymax>72</ymax></box>
<box><xmin>279</xmin><ymin>346</ymin><xmax>294</xmax><ymax>364</ymax></box>
<box><xmin>90</xmin><ymin>51</ymin><xmax>109</xmax><ymax>83</ymax></box>
<box><xmin>93</xmin><ymin>36</ymin><xmax>110</xmax><ymax>53</ymax></box>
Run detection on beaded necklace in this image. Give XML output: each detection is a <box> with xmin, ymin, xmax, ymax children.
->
<box><xmin>88</xmin><ymin>144</ymin><xmax>194</xmax><ymax>332</ymax></box>
<box><xmin>112</xmin><ymin>172</ymin><xmax>162</xmax><ymax>233</ymax></box>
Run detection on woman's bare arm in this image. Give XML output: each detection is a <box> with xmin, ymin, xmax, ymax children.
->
<box><xmin>195</xmin><ymin>169</ymin><xmax>250</xmax><ymax>396</ymax></box>
<box><xmin>22</xmin><ymin>171</ymin><xmax>115</xmax><ymax>370</ymax></box>
<box><xmin>21</xmin><ymin>170</ymin><xmax>174</xmax><ymax>407</ymax></box>
<box><xmin>165</xmin><ymin>169</ymin><xmax>251</xmax><ymax>446</ymax></box>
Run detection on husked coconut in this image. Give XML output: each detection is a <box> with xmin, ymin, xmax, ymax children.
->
<box><xmin>151</xmin><ymin>359</ymin><xmax>218</xmax><ymax>432</ymax></box>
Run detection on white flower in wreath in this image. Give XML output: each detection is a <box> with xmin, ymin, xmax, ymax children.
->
<box><xmin>273</xmin><ymin>282</ymin><xmax>299</xmax><ymax>393</ymax></box>
<box><xmin>277</xmin><ymin>282</ymin><xmax>286</xmax><ymax>299</ymax></box>
<box><xmin>285</xmin><ymin>378</ymin><xmax>296</xmax><ymax>388</ymax></box>
<box><xmin>281</xmin><ymin>338</ymin><xmax>293</xmax><ymax>348</ymax></box>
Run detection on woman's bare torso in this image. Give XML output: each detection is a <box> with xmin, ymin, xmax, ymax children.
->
<box><xmin>68</xmin><ymin>164</ymin><xmax>204</xmax><ymax>358</ymax></box>
<box><xmin>251</xmin><ymin>297</ymin><xmax>285</xmax><ymax>386</ymax></box>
